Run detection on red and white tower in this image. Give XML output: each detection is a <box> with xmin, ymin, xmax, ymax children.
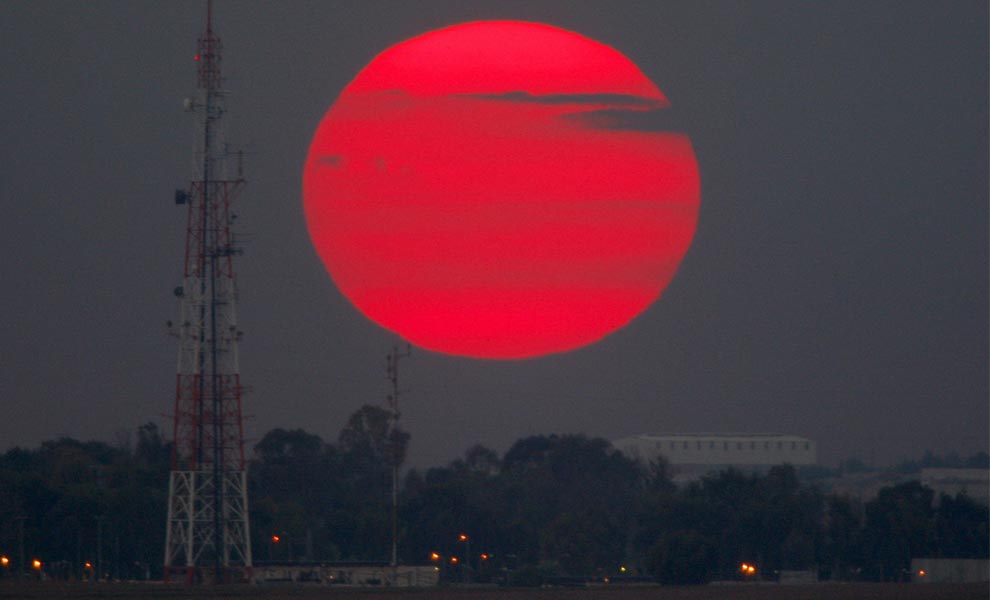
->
<box><xmin>164</xmin><ymin>0</ymin><xmax>252</xmax><ymax>583</ymax></box>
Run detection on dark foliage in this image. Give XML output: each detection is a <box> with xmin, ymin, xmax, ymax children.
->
<box><xmin>0</xmin><ymin>419</ymin><xmax>985</xmax><ymax>584</ymax></box>
<box><xmin>648</xmin><ymin>529</ymin><xmax>717</xmax><ymax>584</ymax></box>
<box><xmin>0</xmin><ymin>424</ymin><xmax>170</xmax><ymax>581</ymax></box>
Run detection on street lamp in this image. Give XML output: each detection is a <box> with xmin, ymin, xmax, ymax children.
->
<box><xmin>457</xmin><ymin>534</ymin><xmax>471</xmax><ymax>582</ymax></box>
<box><xmin>95</xmin><ymin>515</ymin><xmax>104</xmax><ymax>582</ymax></box>
<box><xmin>429</xmin><ymin>552</ymin><xmax>444</xmax><ymax>581</ymax></box>
<box><xmin>15</xmin><ymin>516</ymin><xmax>25</xmax><ymax>581</ymax></box>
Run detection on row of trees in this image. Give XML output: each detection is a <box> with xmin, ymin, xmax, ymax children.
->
<box><xmin>0</xmin><ymin>423</ymin><xmax>169</xmax><ymax>581</ymax></box>
<box><xmin>0</xmin><ymin>407</ymin><xmax>986</xmax><ymax>584</ymax></box>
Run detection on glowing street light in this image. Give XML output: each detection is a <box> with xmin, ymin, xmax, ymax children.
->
<box><xmin>32</xmin><ymin>559</ymin><xmax>42</xmax><ymax>571</ymax></box>
<box><xmin>457</xmin><ymin>533</ymin><xmax>472</xmax><ymax>582</ymax></box>
<box><xmin>269</xmin><ymin>534</ymin><xmax>283</xmax><ymax>561</ymax></box>
<box><xmin>430</xmin><ymin>552</ymin><xmax>440</xmax><ymax>561</ymax></box>
<box><xmin>740</xmin><ymin>563</ymin><xmax>756</xmax><ymax>577</ymax></box>
<box><xmin>0</xmin><ymin>556</ymin><xmax>8</xmax><ymax>567</ymax></box>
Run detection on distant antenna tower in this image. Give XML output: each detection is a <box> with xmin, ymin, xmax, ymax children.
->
<box><xmin>385</xmin><ymin>345</ymin><xmax>410</xmax><ymax>571</ymax></box>
<box><xmin>164</xmin><ymin>0</ymin><xmax>252</xmax><ymax>583</ymax></box>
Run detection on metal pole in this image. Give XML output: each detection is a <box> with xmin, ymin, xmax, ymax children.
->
<box><xmin>459</xmin><ymin>534</ymin><xmax>470</xmax><ymax>583</ymax></box>
<box><xmin>76</xmin><ymin>525</ymin><xmax>82</xmax><ymax>581</ymax></box>
<box><xmin>96</xmin><ymin>515</ymin><xmax>104</xmax><ymax>582</ymax></box>
<box><xmin>391</xmin><ymin>457</ymin><xmax>398</xmax><ymax>568</ymax></box>
<box><xmin>16</xmin><ymin>516</ymin><xmax>25</xmax><ymax>581</ymax></box>
<box><xmin>385</xmin><ymin>345</ymin><xmax>410</xmax><ymax>570</ymax></box>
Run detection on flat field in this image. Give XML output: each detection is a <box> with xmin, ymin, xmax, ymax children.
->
<box><xmin>0</xmin><ymin>582</ymin><xmax>987</xmax><ymax>600</ymax></box>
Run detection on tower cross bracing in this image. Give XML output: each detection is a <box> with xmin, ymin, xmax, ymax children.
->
<box><xmin>164</xmin><ymin>0</ymin><xmax>252</xmax><ymax>583</ymax></box>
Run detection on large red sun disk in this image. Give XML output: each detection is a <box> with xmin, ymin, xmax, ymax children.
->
<box><xmin>304</xmin><ymin>21</ymin><xmax>700</xmax><ymax>359</ymax></box>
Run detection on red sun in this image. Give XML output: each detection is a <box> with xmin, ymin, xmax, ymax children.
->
<box><xmin>304</xmin><ymin>21</ymin><xmax>700</xmax><ymax>359</ymax></box>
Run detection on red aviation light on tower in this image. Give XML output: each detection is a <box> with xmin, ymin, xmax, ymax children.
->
<box><xmin>304</xmin><ymin>21</ymin><xmax>700</xmax><ymax>359</ymax></box>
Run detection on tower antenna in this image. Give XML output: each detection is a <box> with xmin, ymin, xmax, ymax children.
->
<box><xmin>385</xmin><ymin>344</ymin><xmax>411</xmax><ymax>574</ymax></box>
<box><xmin>164</xmin><ymin>0</ymin><xmax>252</xmax><ymax>584</ymax></box>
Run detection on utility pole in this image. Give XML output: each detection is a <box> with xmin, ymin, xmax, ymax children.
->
<box><xmin>385</xmin><ymin>345</ymin><xmax>411</xmax><ymax>572</ymax></box>
<box><xmin>15</xmin><ymin>516</ymin><xmax>25</xmax><ymax>580</ymax></box>
<box><xmin>75</xmin><ymin>525</ymin><xmax>81</xmax><ymax>581</ymax></box>
<box><xmin>96</xmin><ymin>515</ymin><xmax>104</xmax><ymax>581</ymax></box>
<box><xmin>459</xmin><ymin>534</ymin><xmax>471</xmax><ymax>583</ymax></box>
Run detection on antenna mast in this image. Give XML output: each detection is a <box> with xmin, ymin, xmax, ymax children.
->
<box><xmin>164</xmin><ymin>0</ymin><xmax>252</xmax><ymax>583</ymax></box>
<box><xmin>386</xmin><ymin>345</ymin><xmax>411</xmax><ymax>572</ymax></box>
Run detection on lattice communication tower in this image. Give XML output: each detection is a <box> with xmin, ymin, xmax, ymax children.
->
<box><xmin>164</xmin><ymin>0</ymin><xmax>252</xmax><ymax>583</ymax></box>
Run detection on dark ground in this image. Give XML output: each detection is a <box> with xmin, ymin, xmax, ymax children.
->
<box><xmin>0</xmin><ymin>582</ymin><xmax>987</xmax><ymax>600</ymax></box>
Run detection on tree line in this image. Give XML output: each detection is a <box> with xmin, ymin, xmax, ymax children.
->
<box><xmin>0</xmin><ymin>406</ymin><xmax>986</xmax><ymax>584</ymax></box>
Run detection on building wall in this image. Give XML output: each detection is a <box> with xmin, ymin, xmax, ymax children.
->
<box><xmin>911</xmin><ymin>558</ymin><xmax>990</xmax><ymax>583</ymax></box>
<box><xmin>613</xmin><ymin>433</ymin><xmax>817</xmax><ymax>467</ymax></box>
<box><xmin>252</xmin><ymin>564</ymin><xmax>439</xmax><ymax>587</ymax></box>
<box><xmin>921</xmin><ymin>468</ymin><xmax>990</xmax><ymax>506</ymax></box>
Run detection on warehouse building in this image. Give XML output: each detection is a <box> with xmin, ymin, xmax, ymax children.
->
<box><xmin>613</xmin><ymin>433</ymin><xmax>817</xmax><ymax>475</ymax></box>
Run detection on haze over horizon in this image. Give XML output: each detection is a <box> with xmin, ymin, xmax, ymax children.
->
<box><xmin>0</xmin><ymin>1</ymin><xmax>986</xmax><ymax>470</ymax></box>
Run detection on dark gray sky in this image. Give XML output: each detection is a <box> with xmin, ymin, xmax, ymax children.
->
<box><xmin>1</xmin><ymin>1</ymin><xmax>986</xmax><ymax>468</ymax></box>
